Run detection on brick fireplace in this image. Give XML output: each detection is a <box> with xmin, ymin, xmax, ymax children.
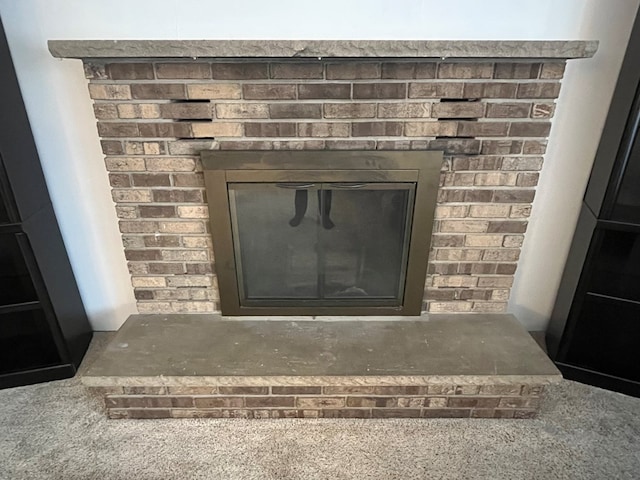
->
<box><xmin>48</xmin><ymin>40</ymin><xmax>597</xmax><ymax>317</ymax></box>
<box><xmin>49</xmin><ymin>40</ymin><xmax>594</xmax><ymax>419</ymax></box>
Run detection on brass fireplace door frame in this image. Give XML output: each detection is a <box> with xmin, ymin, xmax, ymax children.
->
<box><xmin>201</xmin><ymin>150</ymin><xmax>443</xmax><ymax>316</ymax></box>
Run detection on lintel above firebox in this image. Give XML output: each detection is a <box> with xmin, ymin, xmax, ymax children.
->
<box><xmin>48</xmin><ymin>39</ymin><xmax>598</xmax><ymax>60</ymax></box>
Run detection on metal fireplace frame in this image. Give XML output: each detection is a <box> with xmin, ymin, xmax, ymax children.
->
<box><xmin>202</xmin><ymin>150</ymin><xmax>443</xmax><ymax>316</ymax></box>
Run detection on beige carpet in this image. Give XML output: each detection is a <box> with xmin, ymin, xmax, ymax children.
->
<box><xmin>0</xmin><ymin>333</ymin><xmax>639</xmax><ymax>480</ymax></box>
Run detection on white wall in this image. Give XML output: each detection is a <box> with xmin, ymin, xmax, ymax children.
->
<box><xmin>0</xmin><ymin>0</ymin><xmax>637</xmax><ymax>330</ymax></box>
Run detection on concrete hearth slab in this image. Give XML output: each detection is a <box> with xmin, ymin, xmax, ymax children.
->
<box><xmin>83</xmin><ymin>314</ymin><xmax>561</xmax><ymax>387</ymax></box>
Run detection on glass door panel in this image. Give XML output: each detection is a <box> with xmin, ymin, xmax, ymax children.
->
<box><xmin>0</xmin><ymin>233</ymin><xmax>38</xmax><ymax>306</ymax></box>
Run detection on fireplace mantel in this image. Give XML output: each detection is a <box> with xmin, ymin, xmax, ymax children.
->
<box><xmin>48</xmin><ymin>39</ymin><xmax>598</xmax><ymax>60</ymax></box>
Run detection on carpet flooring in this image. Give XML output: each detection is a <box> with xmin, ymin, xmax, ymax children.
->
<box><xmin>1</xmin><ymin>334</ymin><xmax>639</xmax><ymax>480</ymax></box>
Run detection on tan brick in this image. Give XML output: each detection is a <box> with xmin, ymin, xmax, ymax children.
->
<box><xmin>435</xmin><ymin>249</ymin><xmax>482</xmax><ymax>261</ymax></box>
<box><xmin>112</xmin><ymin>189</ymin><xmax>152</xmax><ymax>203</ymax></box>
<box><xmin>88</xmin><ymin>84</ymin><xmax>131</xmax><ymax>100</ymax></box>
<box><xmin>481</xmin><ymin>140</ymin><xmax>522</xmax><ymax>155</ymax></box>
<box><xmin>352</xmin><ymin>122</ymin><xmax>403</xmax><ymax>137</ymax></box>
<box><xmin>491</xmin><ymin>289</ymin><xmax>510</xmax><ymax>301</ymax></box>
<box><xmin>439</xmin><ymin>220</ymin><xmax>489</xmax><ymax>233</ymax></box>
<box><xmin>161</xmin><ymin>250</ymin><xmax>208</xmax><ymax>262</ymax></box>
<box><xmin>105</xmin><ymin>157</ymin><xmax>146</xmax><ymax>172</ymax></box>
<box><xmin>269</xmin><ymin>103</ymin><xmax>322</xmax><ymax>119</ymax></box>
<box><xmin>382</xmin><ymin>62</ymin><xmax>436</xmax><ymax>79</ymax></box>
<box><xmin>408</xmin><ymin>82</ymin><xmax>464</xmax><ymax>99</ymax></box>
<box><xmin>432</xmin><ymin>275</ymin><xmax>478</xmax><ymax>287</ymax></box>
<box><xmin>245</xmin><ymin>122</ymin><xmax>296</xmax><ymax>137</ymax></box>
<box><xmin>483</xmin><ymin>249</ymin><xmax>521</xmax><ymax>261</ymax></box>
<box><xmin>503</xmin><ymin>235</ymin><xmax>524</xmax><ymax>248</ymax></box>
<box><xmin>517</xmin><ymin>82</ymin><xmax>561</xmax><ymax>99</ymax></box>
<box><xmin>119</xmin><ymin>221</ymin><xmax>157</xmax><ymax>233</ymax></box>
<box><xmin>153</xmin><ymin>189</ymin><xmax>203</xmax><ymax>203</ymax></box>
<box><xmin>177</xmin><ymin>206</ymin><xmax>209</xmax><ymax>218</ymax></box>
<box><xmin>158</xmin><ymin>221</ymin><xmax>205</xmax><ymax>234</ymax></box>
<box><xmin>170</xmin><ymin>301</ymin><xmax>215</xmax><ymax>313</ymax></box>
<box><xmin>107</xmin><ymin>63</ymin><xmax>155</xmax><ymax>80</ymax></box>
<box><xmin>463</xmin><ymin>83</ymin><xmax>517</xmax><ymax>99</ymax></box>
<box><xmin>298</xmin><ymin>122</ymin><xmax>350</xmax><ymax>137</ymax></box>
<box><xmin>159</xmin><ymin>103</ymin><xmax>212</xmax><ymax>119</ymax></box>
<box><xmin>510</xmin><ymin>205</ymin><xmax>532</xmax><ymax>218</ymax></box>
<box><xmin>405</xmin><ymin>121</ymin><xmax>457</xmax><ymax>137</ymax></box>
<box><xmin>211</xmin><ymin>63</ymin><xmax>268</xmax><ymax>80</ymax></box>
<box><xmin>540</xmin><ymin>63</ymin><xmax>566</xmax><ymax>79</ymax></box>
<box><xmin>166</xmin><ymin>276</ymin><xmax>212</xmax><ymax>287</ymax></box>
<box><xmin>145</xmin><ymin>157</ymin><xmax>196</xmax><ymax>172</ymax></box>
<box><xmin>97</xmin><ymin>122</ymin><xmax>139</xmax><ymax>138</ymax></box>
<box><xmin>493</xmin><ymin>63</ymin><xmax>540</xmax><ymax>79</ymax></box>
<box><xmin>523</xmin><ymin>140</ymin><xmax>547</xmax><ymax>155</ymax></box>
<box><xmin>485</xmin><ymin>103</ymin><xmax>531</xmax><ymax>118</ymax></box>
<box><xmin>216</xmin><ymin>103</ymin><xmax>268</xmax><ymax>119</ymax></box>
<box><xmin>192</xmin><ymin>122</ymin><xmax>243</xmax><ymax>137</ymax></box>
<box><xmin>431</xmin><ymin>101</ymin><xmax>484</xmax><ymax>118</ymax></box>
<box><xmin>377</xmin><ymin>103</ymin><xmax>431</xmax><ymax>118</ymax></box>
<box><xmin>472</xmin><ymin>302</ymin><xmax>507</xmax><ymax>313</ymax></box>
<box><xmin>116</xmin><ymin>206</ymin><xmax>137</xmax><ymax>219</ymax></box>
<box><xmin>438</xmin><ymin>63</ymin><xmax>493</xmax><ymax>79</ymax></box>
<box><xmin>326</xmin><ymin>63</ymin><xmax>380</xmax><ymax>79</ymax></box>
<box><xmin>131</xmin><ymin>276</ymin><xmax>167</xmax><ymax>288</ymax></box>
<box><xmin>458</xmin><ymin>122</ymin><xmax>509</xmax><ymax>137</ymax></box>
<box><xmin>532</xmin><ymin>103</ymin><xmax>555</xmax><ymax>119</ymax></box>
<box><xmin>296</xmin><ymin>397</ymin><xmax>346</xmax><ymax>408</ymax></box>
<box><xmin>117</xmin><ymin>104</ymin><xmax>161</xmax><ymax>119</ymax></box>
<box><xmin>187</xmin><ymin>84</ymin><xmax>242</xmax><ymax>99</ymax></box>
<box><xmin>468</xmin><ymin>205</ymin><xmax>511</xmax><ymax>218</ymax></box>
<box><xmin>242</xmin><ymin>84</ymin><xmax>296</xmax><ymax>100</ymax></box>
<box><xmin>427</xmin><ymin>301</ymin><xmax>473</xmax><ymax>313</ymax></box>
<box><xmin>324</xmin><ymin>103</ymin><xmax>376</xmax><ymax>119</ymax></box>
<box><xmin>131</xmin><ymin>84</ymin><xmax>186</xmax><ymax>100</ymax></box>
<box><xmin>155</xmin><ymin>63</ymin><xmax>211</xmax><ymax>79</ymax></box>
<box><xmin>93</xmin><ymin>104</ymin><xmax>118</xmax><ymax>119</ymax></box>
<box><xmin>501</xmin><ymin>156</ymin><xmax>543</xmax><ymax>171</ymax></box>
<box><xmin>137</xmin><ymin>123</ymin><xmax>191</xmax><ymax>138</ymax></box>
<box><xmin>474</xmin><ymin>173</ymin><xmax>517</xmax><ymax>186</ymax></box>
<box><xmin>434</xmin><ymin>205</ymin><xmax>468</xmax><ymax>218</ymax></box>
<box><xmin>465</xmin><ymin>235</ymin><xmax>504</xmax><ymax>247</ymax></box>
<box><xmin>353</xmin><ymin>83</ymin><xmax>406</xmax><ymax>99</ymax></box>
<box><xmin>477</xmin><ymin>276</ymin><xmax>514</xmax><ymax>288</ymax></box>
<box><xmin>181</xmin><ymin>236</ymin><xmax>210</xmax><ymax>249</ymax></box>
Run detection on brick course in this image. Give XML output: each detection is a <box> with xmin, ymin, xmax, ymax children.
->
<box><xmin>83</xmin><ymin>60</ymin><xmax>564</xmax><ymax>314</ymax></box>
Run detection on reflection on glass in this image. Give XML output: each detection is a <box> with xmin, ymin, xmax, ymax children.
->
<box><xmin>611</xmin><ymin>135</ymin><xmax>640</xmax><ymax>222</ymax></box>
<box><xmin>0</xmin><ymin>234</ymin><xmax>38</xmax><ymax>306</ymax></box>
<box><xmin>229</xmin><ymin>183</ymin><xmax>413</xmax><ymax>305</ymax></box>
<box><xmin>0</xmin><ymin>187</ymin><xmax>10</xmax><ymax>224</ymax></box>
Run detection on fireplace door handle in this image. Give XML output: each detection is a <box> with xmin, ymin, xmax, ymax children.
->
<box><xmin>327</xmin><ymin>183</ymin><xmax>367</xmax><ymax>189</ymax></box>
<box><xmin>275</xmin><ymin>183</ymin><xmax>316</xmax><ymax>189</ymax></box>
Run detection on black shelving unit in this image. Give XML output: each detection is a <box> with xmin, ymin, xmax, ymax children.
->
<box><xmin>548</xmin><ymin>9</ymin><xmax>640</xmax><ymax>397</ymax></box>
<box><xmin>0</xmin><ymin>19</ymin><xmax>92</xmax><ymax>389</ymax></box>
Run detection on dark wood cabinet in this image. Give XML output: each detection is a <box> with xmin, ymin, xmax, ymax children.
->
<box><xmin>548</xmin><ymin>11</ymin><xmax>640</xmax><ymax>397</ymax></box>
<box><xmin>0</xmin><ymin>20</ymin><xmax>92</xmax><ymax>389</ymax></box>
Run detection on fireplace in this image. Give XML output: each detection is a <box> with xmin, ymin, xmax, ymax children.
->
<box><xmin>203</xmin><ymin>150</ymin><xmax>442</xmax><ymax>315</ymax></box>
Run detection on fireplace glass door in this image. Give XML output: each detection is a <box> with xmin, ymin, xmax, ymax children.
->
<box><xmin>228</xmin><ymin>182</ymin><xmax>415</xmax><ymax>307</ymax></box>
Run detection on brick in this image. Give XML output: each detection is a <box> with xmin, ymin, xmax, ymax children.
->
<box><xmin>186</xmin><ymin>84</ymin><xmax>242</xmax><ymax>100</ymax></box>
<box><xmin>324</xmin><ymin>103</ymin><xmax>376</xmax><ymax>118</ymax></box>
<box><xmin>143</xmin><ymin>142</ymin><xmax>166</xmax><ymax>155</ymax></box>
<box><xmin>432</xmin><ymin>275</ymin><xmax>478</xmax><ymax>287</ymax></box>
<box><xmin>496</xmin><ymin>263</ymin><xmax>517</xmax><ymax>274</ymax></box>
<box><xmin>503</xmin><ymin>235</ymin><xmax>524</xmax><ymax>248</ymax></box>
<box><xmin>353</xmin><ymin>83</ymin><xmax>406</xmax><ymax>99</ymax></box>
<box><xmin>139</xmin><ymin>123</ymin><xmax>194</xmax><ymax>138</ymax></box>
<box><xmin>244</xmin><ymin>122</ymin><xmax>296</xmax><ymax>137</ymax></box>
<box><xmin>116</xmin><ymin>206</ymin><xmax>137</xmax><ymax>219</ymax></box>
<box><xmin>382</xmin><ymin>62</ymin><xmax>436</xmax><ymax>79</ymax></box>
<box><xmin>465</xmin><ymin>235</ymin><xmax>504</xmax><ymax>247</ymax></box>
<box><xmin>88</xmin><ymin>84</ymin><xmax>131</xmax><ymax>100</ymax></box>
<box><xmin>448</xmin><ymin>397</ymin><xmax>500</xmax><ymax>408</ymax></box>
<box><xmin>245</xmin><ymin>397</ymin><xmax>295</xmax><ymax>407</ymax></box>
<box><xmin>377</xmin><ymin>140</ymin><xmax>412</xmax><ymax>150</ymax></box>
<box><xmin>435</xmin><ymin>249</ymin><xmax>482</xmax><ymax>261</ymax></box>
<box><xmin>177</xmin><ymin>206</ymin><xmax>208</xmax><ymax>218</ymax></box>
<box><xmin>215</xmin><ymin>387</ymin><xmax>269</xmax><ymax>395</ymax></box>
<box><xmin>346</xmin><ymin>397</ymin><xmax>398</xmax><ymax>408</ymax></box>
<box><xmin>191</xmin><ymin>122</ymin><xmax>243</xmax><ymax>137</ymax></box>
<box><xmin>211</xmin><ymin>63</ymin><xmax>268</xmax><ymax>79</ymax></box>
<box><xmin>434</xmin><ymin>205</ymin><xmax>468</xmax><ymax>218</ymax></box>
<box><xmin>491</xmin><ymin>289</ymin><xmax>511</xmax><ymax>301</ymax></box>
<box><xmin>298</xmin><ymin>83</ymin><xmax>350</xmax><ymax>99</ymax></box>
<box><xmin>106</xmin><ymin>63</ymin><xmax>154</xmax><ymax>79</ymax></box>
<box><xmin>167</xmin><ymin>387</ymin><xmax>218</xmax><ymax>395</ymax></box>
<box><xmin>194</xmin><ymin>397</ymin><xmax>244</xmax><ymax>408</ymax></box>
<box><xmin>326</xmin><ymin>63</ymin><xmax>380</xmax><ymax>79</ymax></box>
<box><xmin>152</xmin><ymin>189</ymin><xmax>203</xmax><ymax>204</ymax></box>
<box><xmin>105</xmin><ymin>157</ymin><xmax>145</xmax><ymax>172</ymax></box>
<box><xmin>101</xmin><ymin>140</ymin><xmax>124</xmax><ymax>155</ymax></box>
<box><xmin>147</xmin><ymin>263</ymin><xmax>186</xmax><ymax>274</ymax></box>
<box><xmin>409</xmin><ymin>82</ymin><xmax>464</xmax><ymax>99</ymax></box>
<box><xmin>517</xmin><ymin>173</ymin><xmax>540</xmax><ymax>187</ymax></box>
<box><xmin>501</xmin><ymin>156</ymin><xmax>543</xmax><ymax>171</ymax></box>
<box><xmin>298</xmin><ymin>122</ymin><xmax>350</xmax><ymax>137</ymax></box>
<box><xmin>112</xmin><ymin>189</ymin><xmax>152</xmax><ymax>203</ymax></box>
<box><xmin>474</xmin><ymin>173</ymin><xmax>517</xmax><ymax>186</ymax></box>
<box><xmin>131</xmin><ymin>174</ymin><xmax>171</xmax><ymax>187</ymax></box>
<box><xmin>117</xmin><ymin>104</ymin><xmax>161</xmax><ymax>119</ymax></box>
<box><xmin>439</xmin><ymin>220</ymin><xmax>488</xmax><ymax>233</ymax></box>
<box><xmin>377</xmin><ymin>103</ymin><xmax>431</xmax><ymax>118</ymax></box>
<box><xmin>272</xmin><ymin>386</ymin><xmax>322</xmax><ymax>395</ymax></box>
<box><xmin>131</xmin><ymin>84</ymin><xmax>186</xmax><ymax>99</ymax></box>
<box><xmin>509</xmin><ymin>122</ymin><xmax>551</xmax><ymax>137</ymax></box>
<box><xmin>532</xmin><ymin>103</ymin><xmax>555</xmax><ymax>119</ymax></box>
<box><xmin>432</xmin><ymin>102</ymin><xmax>484</xmax><ymax>118</ymax></box>
<box><xmin>138</xmin><ymin>206</ymin><xmax>176</xmax><ymax>218</ymax></box>
<box><xmin>322</xmin><ymin>409</ymin><xmax>371</xmax><ymax>419</ymax></box>
<box><xmin>155</xmin><ymin>63</ymin><xmax>211</xmax><ymax>79</ymax></box>
<box><xmin>122</xmin><ymin>141</ymin><xmax>144</xmax><ymax>155</ymax></box>
<box><xmin>498</xmin><ymin>397</ymin><xmax>540</xmax><ymax>409</ymax></box>
<box><xmin>158</xmin><ymin>221</ymin><xmax>205</xmax><ymax>233</ymax></box>
<box><xmin>405</xmin><ymin>121</ymin><xmax>457</xmax><ymax>137</ymax></box>
<box><xmin>439</xmin><ymin>63</ymin><xmax>493</xmax><ymax>79</ymax></box>
<box><xmin>322</xmin><ymin>386</ymin><xmax>374</xmax><ymax>395</ymax></box>
<box><xmin>97</xmin><ymin>122</ymin><xmax>139</xmax><ymax>138</ymax></box>
<box><xmin>523</xmin><ymin>140</ymin><xmax>547</xmax><ymax>155</ymax></box>
<box><xmin>217</xmin><ymin>140</ymin><xmax>274</xmax><ymax>150</ymax></box>
<box><xmin>269</xmin><ymin>103</ymin><xmax>322</xmax><ymax>119</ymax></box>
<box><xmin>431</xmin><ymin>234</ymin><xmax>464</xmax><ymax>247</ymax></box>
<box><xmin>493</xmin><ymin>190</ymin><xmax>535</xmax><ymax>203</ymax></box>
<box><xmin>181</xmin><ymin>236</ymin><xmax>210</xmax><ymax>248</ymax></box>
<box><xmin>173</xmin><ymin>173</ymin><xmax>205</xmax><ymax>187</ymax></box>
<box><xmin>136</xmin><ymin>302</ymin><xmax>171</xmax><ymax>313</ymax></box>
<box><xmin>510</xmin><ymin>205</ymin><xmax>532</xmax><ymax>218</ymax></box>
<box><xmin>93</xmin><ymin>104</ymin><xmax>118</xmax><ymax>119</ymax></box>
<box><xmin>270</xmin><ymin>63</ymin><xmax>323</xmax><ymax>79</ymax></box>
<box><xmin>159</xmin><ymin>103</ymin><xmax>212</xmax><ymax>119</ymax></box>
<box><xmin>463</xmin><ymin>83</ymin><xmax>517</xmax><ymax>99</ymax></box>
<box><xmin>458</xmin><ymin>122</ymin><xmax>509</xmax><ymax>137</ymax></box>
<box><xmin>485</xmin><ymin>103</ymin><xmax>531</xmax><ymax>118</ymax></box>
<box><xmin>477</xmin><ymin>277</ymin><xmax>514</xmax><ymax>288</ymax></box>
<box><xmin>429</xmin><ymin>139</ymin><xmax>481</xmax><ymax>154</ymax></box>
<box><xmin>481</xmin><ymin>140</ymin><xmax>522</xmax><ymax>155</ymax></box>
<box><xmin>325</xmin><ymin>140</ymin><xmax>376</xmax><ymax>150</ymax></box>
<box><xmin>216</xmin><ymin>103</ymin><xmax>268</xmax><ymax>119</ymax></box>
<box><xmin>468</xmin><ymin>205</ymin><xmax>511</xmax><ymax>218</ymax></box>
<box><xmin>296</xmin><ymin>397</ymin><xmax>345</xmax><ymax>408</ymax></box>
<box><xmin>517</xmin><ymin>82</ymin><xmax>561</xmax><ymax>99</ymax></box>
<box><xmin>373</xmin><ymin>409</ymin><xmax>421</xmax><ymax>418</ymax></box>
<box><xmin>493</xmin><ymin>63</ymin><xmax>540</xmax><ymax>79</ymax></box>
<box><xmin>131</xmin><ymin>276</ymin><xmax>166</xmax><ymax>287</ymax></box>
<box><xmin>109</xmin><ymin>173</ymin><xmax>131</xmax><ymax>188</ymax></box>
<box><xmin>352</xmin><ymin>121</ymin><xmax>403</xmax><ymax>137</ymax></box>
<box><xmin>162</xmin><ymin>250</ymin><xmax>209</xmax><ymax>262</ymax></box>
<box><xmin>145</xmin><ymin>157</ymin><xmax>196</xmax><ymax>172</ymax></box>
<box><xmin>120</xmin><ymin>221</ymin><xmax>157</xmax><ymax>234</ymax></box>
<box><xmin>540</xmin><ymin>63</ymin><xmax>566</xmax><ymax>79</ymax></box>
<box><xmin>185</xmin><ymin>263</ymin><xmax>214</xmax><ymax>275</ymax></box>
<box><xmin>242</xmin><ymin>84</ymin><xmax>296</xmax><ymax>100</ymax></box>
<box><xmin>83</xmin><ymin>62</ymin><xmax>107</xmax><ymax>79</ymax></box>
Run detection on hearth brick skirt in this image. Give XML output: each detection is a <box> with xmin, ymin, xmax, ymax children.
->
<box><xmin>48</xmin><ymin>40</ymin><xmax>597</xmax><ymax>316</ymax></box>
<box><xmin>83</xmin><ymin>313</ymin><xmax>561</xmax><ymax>419</ymax></box>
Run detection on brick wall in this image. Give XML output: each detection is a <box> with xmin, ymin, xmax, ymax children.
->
<box><xmin>83</xmin><ymin>59</ymin><xmax>564</xmax><ymax>314</ymax></box>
